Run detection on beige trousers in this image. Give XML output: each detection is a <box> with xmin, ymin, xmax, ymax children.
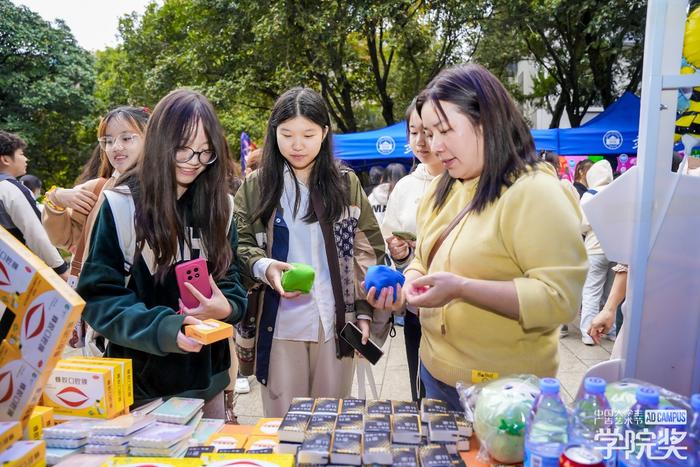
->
<box><xmin>261</xmin><ymin>322</ymin><xmax>355</xmax><ymax>418</ymax></box>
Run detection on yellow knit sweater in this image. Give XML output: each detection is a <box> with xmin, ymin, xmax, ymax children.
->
<box><xmin>407</xmin><ymin>165</ymin><xmax>587</xmax><ymax>387</ymax></box>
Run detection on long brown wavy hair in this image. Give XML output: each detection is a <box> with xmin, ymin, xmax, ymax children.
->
<box><xmin>131</xmin><ymin>89</ymin><xmax>233</xmax><ymax>282</ymax></box>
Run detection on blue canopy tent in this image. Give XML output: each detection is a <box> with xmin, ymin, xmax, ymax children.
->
<box><xmin>532</xmin><ymin>128</ymin><xmax>560</xmax><ymax>151</ymax></box>
<box><xmin>557</xmin><ymin>92</ymin><xmax>641</xmax><ymax>155</ymax></box>
<box><xmin>333</xmin><ymin>92</ymin><xmax>640</xmax><ymax>168</ymax></box>
<box><xmin>334</xmin><ymin>120</ymin><xmax>564</xmax><ymax>169</ymax></box>
<box><xmin>333</xmin><ymin>122</ymin><xmax>411</xmax><ymax>170</ymax></box>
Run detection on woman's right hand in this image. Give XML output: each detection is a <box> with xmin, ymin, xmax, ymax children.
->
<box><xmin>51</xmin><ymin>187</ymin><xmax>98</xmax><ymax>216</ymax></box>
<box><xmin>177</xmin><ymin>315</ymin><xmax>203</xmax><ymax>353</ymax></box>
<box><xmin>265</xmin><ymin>260</ymin><xmax>302</xmax><ymax>299</ymax></box>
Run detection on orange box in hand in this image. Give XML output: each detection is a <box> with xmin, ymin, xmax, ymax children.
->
<box><xmin>184</xmin><ymin>319</ymin><xmax>233</xmax><ymax>345</ymax></box>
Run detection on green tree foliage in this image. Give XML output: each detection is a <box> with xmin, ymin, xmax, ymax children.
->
<box><xmin>475</xmin><ymin>0</ymin><xmax>645</xmax><ymax>128</ymax></box>
<box><xmin>0</xmin><ymin>0</ymin><xmax>95</xmax><ymax>186</ymax></box>
<box><xmin>94</xmin><ymin>0</ymin><xmax>485</xmax><ymax>153</ymax></box>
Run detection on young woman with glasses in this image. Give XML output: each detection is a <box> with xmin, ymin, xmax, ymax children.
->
<box><xmin>43</xmin><ymin>106</ymin><xmax>149</xmax><ymax>259</ymax></box>
<box><xmin>77</xmin><ymin>89</ymin><xmax>247</xmax><ymax>415</ymax></box>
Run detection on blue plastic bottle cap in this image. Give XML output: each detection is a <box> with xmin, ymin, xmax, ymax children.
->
<box><xmin>636</xmin><ymin>386</ymin><xmax>660</xmax><ymax>406</ymax></box>
<box><xmin>691</xmin><ymin>394</ymin><xmax>700</xmax><ymax>411</ymax></box>
<box><xmin>584</xmin><ymin>377</ymin><xmax>607</xmax><ymax>395</ymax></box>
<box><xmin>540</xmin><ymin>377</ymin><xmax>560</xmax><ymax>394</ymax></box>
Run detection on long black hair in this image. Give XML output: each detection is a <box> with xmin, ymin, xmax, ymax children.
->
<box><xmin>253</xmin><ymin>87</ymin><xmax>347</xmax><ymax>224</ymax></box>
<box><xmin>130</xmin><ymin>89</ymin><xmax>233</xmax><ymax>282</ymax></box>
<box><xmin>417</xmin><ymin>64</ymin><xmax>540</xmax><ymax>213</ymax></box>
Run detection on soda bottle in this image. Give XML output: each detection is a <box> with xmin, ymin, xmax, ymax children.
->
<box><xmin>569</xmin><ymin>377</ymin><xmax>616</xmax><ymax>467</ymax></box>
<box><xmin>524</xmin><ymin>377</ymin><xmax>569</xmax><ymax>467</ymax></box>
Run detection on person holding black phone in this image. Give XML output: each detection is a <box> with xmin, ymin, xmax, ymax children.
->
<box><xmin>235</xmin><ymin>88</ymin><xmax>390</xmax><ymax>417</ymax></box>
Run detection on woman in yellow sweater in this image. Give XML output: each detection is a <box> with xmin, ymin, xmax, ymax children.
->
<box><xmin>368</xmin><ymin>64</ymin><xmax>587</xmax><ymax>409</ymax></box>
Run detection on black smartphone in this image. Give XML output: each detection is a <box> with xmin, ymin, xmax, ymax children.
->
<box><xmin>340</xmin><ymin>322</ymin><xmax>384</xmax><ymax>365</ymax></box>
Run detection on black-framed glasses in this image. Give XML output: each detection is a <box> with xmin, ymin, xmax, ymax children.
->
<box><xmin>175</xmin><ymin>146</ymin><xmax>217</xmax><ymax>165</ymax></box>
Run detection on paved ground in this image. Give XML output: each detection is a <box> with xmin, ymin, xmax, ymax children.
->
<box><xmin>233</xmin><ymin>319</ymin><xmax>614</xmax><ymax>424</ymax></box>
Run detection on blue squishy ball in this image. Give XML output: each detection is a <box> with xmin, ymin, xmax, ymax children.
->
<box><xmin>365</xmin><ymin>265</ymin><xmax>405</xmax><ymax>301</ymax></box>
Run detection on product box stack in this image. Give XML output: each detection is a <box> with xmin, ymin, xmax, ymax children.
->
<box><xmin>42</xmin><ymin>356</ymin><xmax>133</xmax><ymax>421</ymax></box>
<box><xmin>0</xmin><ymin>227</ymin><xmax>86</xmax><ymax>466</ymax></box>
<box><xmin>40</xmin><ymin>396</ymin><xmax>208</xmax><ymax>464</ymax></box>
<box><xmin>274</xmin><ymin>397</ymin><xmax>472</xmax><ymax>466</ymax></box>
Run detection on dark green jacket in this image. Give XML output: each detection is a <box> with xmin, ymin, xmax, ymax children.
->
<box><xmin>77</xmin><ymin>188</ymin><xmax>247</xmax><ymax>404</ymax></box>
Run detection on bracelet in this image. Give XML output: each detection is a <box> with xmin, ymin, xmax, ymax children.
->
<box><xmin>45</xmin><ymin>186</ymin><xmax>66</xmax><ymax>212</ymax></box>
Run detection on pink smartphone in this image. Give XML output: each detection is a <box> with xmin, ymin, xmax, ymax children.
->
<box><xmin>175</xmin><ymin>258</ymin><xmax>212</xmax><ymax>309</ymax></box>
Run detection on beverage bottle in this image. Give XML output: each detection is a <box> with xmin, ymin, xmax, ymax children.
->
<box><xmin>569</xmin><ymin>377</ymin><xmax>616</xmax><ymax>467</ymax></box>
<box><xmin>524</xmin><ymin>377</ymin><xmax>569</xmax><ymax>467</ymax></box>
<box><xmin>618</xmin><ymin>386</ymin><xmax>659</xmax><ymax>467</ymax></box>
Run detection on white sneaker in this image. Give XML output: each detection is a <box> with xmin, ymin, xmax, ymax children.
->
<box><xmin>235</xmin><ymin>377</ymin><xmax>250</xmax><ymax>394</ymax></box>
<box><xmin>581</xmin><ymin>335</ymin><xmax>595</xmax><ymax>346</ymax></box>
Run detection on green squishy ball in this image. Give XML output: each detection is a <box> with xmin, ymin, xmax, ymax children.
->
<box><xmin>281</xmin><ymin>263</ymin><xmax>316</xmax><ymax>293</ymax></box>
<box><xmin>473</xmin><ymin>377</ymin><xmax>539</xmax><ymax>464</ymax></box>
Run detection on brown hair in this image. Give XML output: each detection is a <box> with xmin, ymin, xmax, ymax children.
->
<box><xmin>574</xmin><ymin>159</ymin><xmax>593</xmax><ymax>184</ymax></box>
<box><xmin>96</xmin><ymin>106</ymin><xmax>150</xmax><ymax>178</ymax></box>
<box><xmin>131</xmin><ymin>89</ymin><xmax>234</xmax><ymax>282</ymax></box>
<box><xmin>417</xmin><ymin>64</ymin><xmax>540</xmax><ymax>213</ymax></box>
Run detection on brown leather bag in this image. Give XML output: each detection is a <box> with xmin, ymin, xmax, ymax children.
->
<box><xmin>67</xmin><ymin>177</ymin><xmax>108</xmax><ymax>348</ymax></box>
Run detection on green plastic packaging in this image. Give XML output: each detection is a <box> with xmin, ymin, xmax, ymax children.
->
<box><xmin>281</xmin><ymin>262</ymin><xmax>316</xmax><ymax>293</ymax></box>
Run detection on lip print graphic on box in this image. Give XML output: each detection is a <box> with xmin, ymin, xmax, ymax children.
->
<box><xmin>0</xmin><ymin>249</ymin><xmax>36</xmax><ymax>298</ymax></box>
<box><xmin>44</xmin><ymin>371</ymin><xmax>106</xmax><ymax>415</ymax></box>
<box><xmin>55</xmin><ymin>386</ymin><xmax>90</xmax><ymax>408</ymax></box>
<box><xmin>0</xmin><ymin>370</ymin><xmax>12</xmax><ymax>404</ymax></box>
<box><xmin>20</xmin><ymin>290</ymin><xmax>71</xmax><ymax>370</ymax></box>
<box><xmin>0</xmin><ymin>359</ymin><xmax>40</xmax><ymax>421</ymax></box>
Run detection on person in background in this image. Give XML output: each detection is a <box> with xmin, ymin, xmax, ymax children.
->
<box><xmin>368</xmin><ymin>162</ymin><xmax>406</xmax><ymax>224</ymax></box>
<box><xmin>43</xmin><ymin>107</ymin><xmax>149</xmax><ymax>262</ymax></box>
<box><xmin>235</xmin><ymin>87</ymin><xmax>389</xmax><ymax>417</ymax></box>
<box><xmin>367</xmin><ymin>64</ymin><xmax>587</xmax><ymax>410</ymax></box>
<box><xmin>20</xmin><ymin>174</ymin><xmax>43</xmax><ymax>209</ymax></box>
<box><xmin>381</xmin><ymin>98</ymin><xmax>444</xmax><ymax>402</ymax></box>
<box><xmin>0</xmin><ymin>130</ymin><xmax>68</xmax><ymax>278</ymax></box>
<box><xmin>364</xmin><ymin>164</ymin><xmax>385</xmax><ymax>195</ymax></box>
<box><xmin>579</xmin><ymin>160</ymin><xmax>616</xmax><ymax>345</ymax></box>
<box><xmin>573</xmin><ymin>159</ymin><xmax>594</xmax><ymax>198</ymax></box>
<box><xmin>244</xmin><ymin>148</ymin><xmax>262</xmax><ymax>177</ymax></box>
